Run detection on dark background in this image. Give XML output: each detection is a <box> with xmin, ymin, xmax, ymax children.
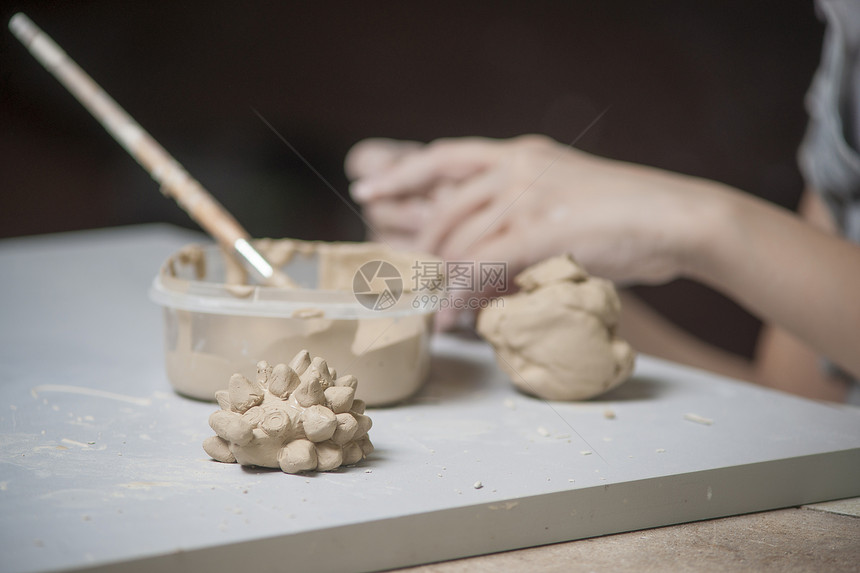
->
<box><xmin>1</xmin><ymin>1</ymin><xmax>825</xmax><ymax>359</ymax></box>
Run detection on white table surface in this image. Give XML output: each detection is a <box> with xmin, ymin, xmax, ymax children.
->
<box><xmin>1</xmin><ymin>225</ymin><xmax>858</xmax><ymax>573</ymax></box>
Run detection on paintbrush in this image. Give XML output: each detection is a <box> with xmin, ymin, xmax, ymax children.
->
<box><xmin>9</xmin><ymin>13</ymin><xmax>296</xmax><ymax>287</ymax></box>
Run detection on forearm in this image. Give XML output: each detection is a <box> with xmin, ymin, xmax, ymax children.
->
<box><xmin>684</xmin><ymin>184</ymin><xmax>860</xmax><ymax>379</ymax></box>
<box><xmin>617</xmin><ymin>290</ymin><xmax>756</xmax><ymax>382</ymax></box>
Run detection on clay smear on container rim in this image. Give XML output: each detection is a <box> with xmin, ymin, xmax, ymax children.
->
<box><xmin>150</xmin><ymin>239</ymin><xmax>442</xmax><ymax>406</ymax></box>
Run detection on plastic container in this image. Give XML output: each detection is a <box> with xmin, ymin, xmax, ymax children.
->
<box><xmin>150</xmin><ymin>239</ymin><xmax>441</xmax><ymax>406</ymax></box>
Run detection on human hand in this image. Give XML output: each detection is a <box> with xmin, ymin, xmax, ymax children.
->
<box><xmin>348</xmin><ymin>135</ymin><xmax>711</xmax><ymax>286</ymax></box>
<box><xmin>344</xmin><ymin>138</ymin><xmax>427</xmax><ymax>249</ymax></box>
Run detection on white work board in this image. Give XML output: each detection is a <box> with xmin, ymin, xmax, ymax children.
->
<box><xmin>0</xmin><ymin>225</ymin><xmax>858</xmax><ymax>573</ymax></box>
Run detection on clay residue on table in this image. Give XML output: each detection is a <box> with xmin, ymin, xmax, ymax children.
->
<box><xmin>476</xmin><ymin>254</ymin><xmax>636</xmax><ymax>401</ymax></box>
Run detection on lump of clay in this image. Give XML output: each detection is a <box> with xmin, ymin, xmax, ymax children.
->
<box><xmin>203</xmin><ymin>350</ymin><xmax>373</xmax><ymax>473</ymax></box>
<box><xmin>476</xmin><ymin>254</ymin><xmax>636</xmax><ymax>401</ymax></box>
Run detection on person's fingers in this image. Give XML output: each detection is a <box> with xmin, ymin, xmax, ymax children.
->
<box><xmin>433</xmin><ymin>192</ymin><xmax>516</xmax><ymax>262</ymax></box>
<box><xmin>433</xmin><ymin>306</ymin><xmax>477</xmax><ymax>333</ymax></box>
<box><xmin>344</xmin><ymin>138</ymin><xmax>422</xmax><ymax>181</ymax></box>
<box><xmin>380</xmin><ymin>232</ymin><xmax>422</xmax><ymax>252</ymax></box>
<box><xmin>417</xmin><ymin>167</ymin><xmax>505</xmax><ymax>255</ymax></box>
<box><xmin>456</xmin><ymin>233</ymin><xmax>534</xmax><ymax>292</ymax></box>
<box><xmin>433</xmin><ymin>308</ymin><xmax>461</xmax><ymax>332</ymax></box>
<box><xmin>362</xmin><ymin>195</ymin><xmax>430</xmax><ymax>234</ymax></box>
<box><xmin>351</xmin><ymin>137</ymin><xmax>505</xmax><ymax>202</ymax></box>
<box><xmin>462</xmin><ymin>224</ymin><xmax>633</xmax><ymax>286</ymax></box>
<box><xmin>365</xmin><ymin>228</ymin><xmax>422</xmax><ymax>251</ymax></box>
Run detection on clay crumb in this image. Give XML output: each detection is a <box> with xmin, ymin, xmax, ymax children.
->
<box><xmin>292</xmin><ymin>307</ymin><xmax>324</xmax><ymax>319</ymax></box>
<box><xmin>568</xmin><ymin>479</ymin><xmax>575</xmax><ymax>483</ymax></box>
<box><xmin>656</xmin><ymin>448</ymin><xmax>666</xmax><ymax>453</ymax></box>
<box><xmin>365</xmin><ymin>469</ymin><xmax>372</xmax><ymax>474</ymax></box>
<box><xmin>537</xmin><ymin>426</ymin><xmax>551</xmax><ymax>437</ymax></box>
<box><xmin>580</xmin><ymin>450</ymin><xmax>593</xmax><ymax>456</ymax></box>
<box><xmin>473</xmin><ymin>481</ymin><xmax>483</xmax><ymax>489</ymax></box>
<box><xmin>61</xmin><ymin>438</ymin><xmax>90</xmax><ymax>448</ymax></box>
<box><xmin>225</xmin><ymin>284</ymin><xmax>255</xmax><ymax>298</ymax></box>
<box><xmin>604</xmin><ymin>409</ymin><xmax>616</xmax><ymax>419</ymax></box>
<box><xmin>684</xmin><ymin>413</ymin><xmax>714</xmax><ymax>426</ymax></box>
<box><xmin>488</xmin><ymin>501</ymin><xmax>519</xmax><ymax>510</ymax></box>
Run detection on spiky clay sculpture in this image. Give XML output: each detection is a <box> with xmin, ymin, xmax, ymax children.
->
<box><xmin>202</xmin><ymin>350</ymin><xmax>373</xmax><ymax>473</ymax></box>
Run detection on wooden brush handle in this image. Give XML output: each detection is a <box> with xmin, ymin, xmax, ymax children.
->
<box><xmin>10</xmin><ymin>13</ymin><xmax>295</xmax><ymax>287</ymax></box>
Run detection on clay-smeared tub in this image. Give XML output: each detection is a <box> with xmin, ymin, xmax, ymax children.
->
<box><xmin>150</xmin><ymin>239</ymin><xmax>441</xmax><ymax>406</ymax></box>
